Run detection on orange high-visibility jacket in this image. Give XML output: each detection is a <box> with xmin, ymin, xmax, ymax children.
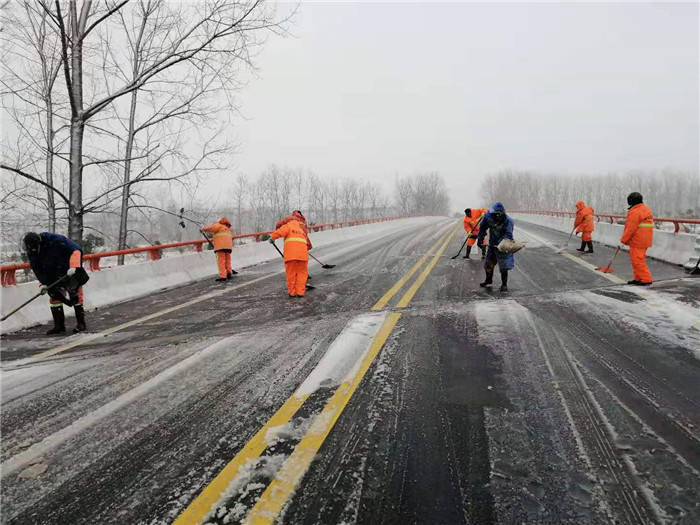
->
<box><xmin>621</xmin><ymin>203</ymin><xmax>654</xmax><ymax>248</ymax></box>
<box><xmin>574</xmin><ymin>201</ymin><xmax>595</xmax><ymax>234</ymax></box>
<box><xmin>270</xmin><ymin>219</ymin><xmax>311</xmax><ymax>261</ymax></box>
<box><xmin>276</xmin><ymin>211</ymin><xmax>309</xmax><ymax>234</ymax></box>
<box><xmin>202</xmin><ymin>218</ymin><xmax>234</xmax><ymax>251</ymax></box>
<box><xmin>465</xmin><ymin>208</ymin><xmax>488</xmax><ymax>236</ymax></box>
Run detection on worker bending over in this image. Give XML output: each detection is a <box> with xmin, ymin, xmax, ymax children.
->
<box><xmin>621</xmin><ymin>192</ymin><xmax>654</xmax><ymax>286</ymax></box>
<box><xmin>269</xmin><ymin>214</ymin><xmax>312</xmax><ymax>297</ymax></box>
<box><xmin>201</xmin><ymin>217</ymin><xmax>234</xmax><ymax>282</ymax></box>
<box><xmin>477</xmin><ymin>203</ymin><xmax>515</xmax><ymax>292</ymax></box>
<box><xmin>23</xmin><ymin>232</ymin><xmax>89</xmax><ymax>335</ymax></box>
<box><xmin>463</xmin><ymin>208</ymin><xmax>488</xmax><ymax>259</ymax></box>
<box><xmin>574</xmin><ymin>200</ymin><xmax>595</xmax><ymax>253</ymax></box>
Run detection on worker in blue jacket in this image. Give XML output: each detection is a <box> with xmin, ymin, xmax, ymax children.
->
<box><xmin>23</xmin><ymin>232</ymin><xmax>89</xmax><ymax>334</ymax></box>
<box><xmin>477</xmin><ymin>202</ymin><xmax>514</xmax><ymax>292</ymax></box>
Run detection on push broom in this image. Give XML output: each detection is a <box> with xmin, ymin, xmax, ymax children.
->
<box><xmin>596</xmin><ymin>246</ymin><xmax>621</xmax><ymax>273</ymax></box>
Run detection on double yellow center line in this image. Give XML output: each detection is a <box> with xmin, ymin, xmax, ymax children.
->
<box><xmin>175</xmin><ymin>223</ymin><xmax>458</xmax><ymax>525</ymax></box>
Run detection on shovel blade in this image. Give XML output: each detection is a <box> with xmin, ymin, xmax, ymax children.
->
<box><xmin>322</xmin><ymin>264</ymin><xmax>336</xmax><ymax>269</ymax></box>
<box><xmin>596</xmin><ymin>266</ymin><xmax>614</xmax><ymax>273</ymax></box>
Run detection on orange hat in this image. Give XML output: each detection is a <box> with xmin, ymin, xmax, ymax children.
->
<box><xmin>219</xmin><ymin>217</ymin><xmax>231</xmax><ymax>227</ymax></box>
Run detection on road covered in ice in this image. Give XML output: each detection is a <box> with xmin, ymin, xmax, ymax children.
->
<box><xmin>1</xmin><ymin>216</ymin><xmax>699</xmax><ymax>524</ymax></box>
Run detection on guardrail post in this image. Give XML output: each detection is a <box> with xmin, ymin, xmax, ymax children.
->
<box><xmin>1</xmin><ymin>268</ymin><xmax>16</xmax><ymax>286</ymax></box>
<box><xmin>195</xmin><ymin>243</ymin><xmax>202</xmax><ymax>252</ymax></box>
<box><xmin>149</xmin><ymin>248</ymin><xmax>161</xmax><ymax>261</ymax></box>
<box><xmin>88</xmin><ymin>258</ymin><xmax>101</xmax><ymax>271</ymax></box>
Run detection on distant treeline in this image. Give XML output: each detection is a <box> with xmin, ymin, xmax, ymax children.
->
<box><xmin>480</xmin><ymin>170</ymin><xmax>699</xmax><ymax>217</ymax></box>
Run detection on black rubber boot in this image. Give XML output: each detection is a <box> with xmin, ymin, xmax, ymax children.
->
<box><xmin>500</xmin><ymin>271</ymin><xmax>509</xmax><ymax>292</ymax></box>
<box><xmin>585</xmin><ymin>241</ymin><xmax>594</xmax><ymax>253</ymax></box>
<box><xmin>47</xmin><ymin>306</ymin><xmax>66</xmax><ymax>335</ymax></box>
<box><xmin>576</xmin><ymin>240</ymin><xmax>586</xmax><ymax>252</ymax></box>
<box><xmin>73</xmin><ymin>304</ymin><xmax>87</xmax><ymax>333</ymax></box>
<box><xmin>480</xmin><ymin>270</ymin><xmax>494</xmax><ymax>287</ymax></box>
<box><xmin>463</xmin><ymin>245</ymin><xmax>472</xmax><ymax>259</ymax></box>
<box><xmin>227</xmin><ymin>272</ymin><xmax>234</xmax><ymax>280</ymax></box>
<box><xmin>215</xmin><ymin>277</ymin><xmax>227</xmax><ymax>282</ymax></box>
<box><xmin>480</xmin><ymin>245</ymin><xmax>487</xmax><ymax>259</ymax></box>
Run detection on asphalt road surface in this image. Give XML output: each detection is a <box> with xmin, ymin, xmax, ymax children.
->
<box><xmin>1</xmin><ymin>217</ymin><xmax>698</xmax><ymax>525</ymax></box>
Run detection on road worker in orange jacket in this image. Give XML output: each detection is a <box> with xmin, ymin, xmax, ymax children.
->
<box><xmin>201</xmin><ymin>217</ymin><xmax>234</xmax><ymax>282</ymax></box>
<box><xmin>621</xmin><ymin>192</ymin><xmax>653</xmax><ymax>286</ymax></box>
<box><xmin>269</xmin><ymin>217</ymin><xmax>312</xmax><ymax>297</ymax></box>
<box><xmin>574</xmin><ymin>200</ymin><xmax>595</xmax><ymax>253</ymax></box>
<box><xmin>276</xmin><ymin>210</ymin><xmax>309</xmax><ymax>233</ymax></box>
<box><xmin>463</xmin><ymin>208</ymin><xmax>488</xmax><ymax>259</ymax></box>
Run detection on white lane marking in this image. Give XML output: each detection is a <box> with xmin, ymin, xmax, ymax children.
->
<box><xmin>518</xmin><ymin>227</ymin><xmax>625</xmax><ymax>284</ymax></box>
<box><xmin>6</xmin><ymin>219</ymin><xmax>451</xmax><ymax>368</ymax></box>
<box><xmin>6</xmin><ymin>273</ymin><xmax>279</xmax><ymax>366</ymax></box>
<box><xmin>0</xmin><ymin>335</ymin><xmax>239</xmax><ymax>477</ymax></box>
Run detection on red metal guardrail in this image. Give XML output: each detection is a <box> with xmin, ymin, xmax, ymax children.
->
<box><xmin>511</xmin><ymin>210</ymin><xmax>700</xmax><ymax>234</ymax></box>
<box><xmin>0</xmin><ymin>216</ymin><xmax>412</xmax><ymax>287</ymax></box>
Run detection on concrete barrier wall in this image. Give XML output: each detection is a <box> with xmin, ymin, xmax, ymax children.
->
<box><xmin>1</xmin><ymin>217</ymin><xmax>440</xmax><ymax>333</ymax></box>
<box><xmin>512</xmin><ymin>213</ymin><xmax>696</xmax><ymax>267</ymax></box>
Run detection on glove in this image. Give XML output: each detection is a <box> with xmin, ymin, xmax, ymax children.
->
<box><xmin>66</xmin><ymin>268</ymin><xmax>77</xmax><ymax>277</ymax></box>
<box><xmin>39</xmin><ymin>285</ymin><xmax>48</xmax><ymax>295</ymax></box>
<box><xmin>268</xmin><ymin>238</ymin><xmax>275</xmax><ymax>244</ymax></box>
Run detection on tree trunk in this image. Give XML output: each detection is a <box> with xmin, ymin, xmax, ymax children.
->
<box><xmin>66</xmin><ymin>0</ymin><xmax>85</xmax><ymax>245</ymax></box>
<box><xmin>117</xmin><ymin>88</ymin><xmax>139</xmax><ymax>264</ymax></box>
<box><xmin>45</xmin><ymin>95</ymin><xmax>56</xmax><ymax>232</ymax></box>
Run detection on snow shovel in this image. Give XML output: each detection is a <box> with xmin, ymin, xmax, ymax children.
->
<box><xmin>1</xmin><ymin>276</ymin><xmax>68</xmax><ymax>322</ymax></box>
<box><xmin>596</xmin><ymin>246</ymin><xmax>621</xmax><ymax>273</ymax></box>
<box><xmin>309</xmin><ymin>253</ymin><xmax>335</xmax><ymax>269</ymax></box>
<box><xmin>269</xmin><ymin>241</ymin><xmax>315</xmax><ymax>290</ymax></box>
<box><xmin>689</xmin><ymin>257</ymin><xmax>700</xmax><ymax>276</ymax></box>
<box><xmin>557</xmin><ymin>226</ymin><xmax>577</xmax><ymax>253</ymax></box>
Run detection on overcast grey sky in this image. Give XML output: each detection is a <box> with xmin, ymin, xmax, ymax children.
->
<box><xmin>231</xmin><ymin>1</ymin><xmax>698</xmax><ymax>208</ymax></box>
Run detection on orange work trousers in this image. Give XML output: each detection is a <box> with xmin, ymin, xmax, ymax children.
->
<box><xmin>216</xmin><ymin>250</ymin><xmax>232</xmax><ymax>278</ymax></box>
<box><xmin>581</xmin><ymin>232</ymin><xmax>592</xmax><ymax>242</ymax></box>
<box><xmin>285</xmin><ymin>260</ymin><xmax>308</xmax><ymax>296</ymax></box>
<box><xmin>467</xmin><ymin>235</ymin><xmax>485</xmax><ymax>247</ymax></box>
<box><xmin>629</xmin><ymin>246</ymin><xmax>652</xmax><ymax>283</ymax></box>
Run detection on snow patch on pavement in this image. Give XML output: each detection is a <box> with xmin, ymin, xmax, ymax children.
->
<box><xmin>568</xmin><ymin>287</ymin><xmax>700</xmax><ymax>359</ymax></box>
<box><xmin>295</xmin><ymin>311</ymin><xmax>389</xmax><ymax>396</ymax></box>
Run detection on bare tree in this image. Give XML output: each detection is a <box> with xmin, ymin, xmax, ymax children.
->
<box><xmin>1</xmin><ymin>1</ymin><xmax>67</xmax><ymax>231</ymax></box>
<box><xmin>2</xmin><ymin>0</ymin><xmax>283</xmax><ymax>244</ymax></box>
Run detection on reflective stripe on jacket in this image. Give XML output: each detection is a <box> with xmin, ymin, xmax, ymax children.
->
<box><xmin>621</xmin><ymin>203</ymin><xmax>654</xmax><ymax>248</ymax></box>
<box><xmin>270</xmin><ymin>219</ymin><xmax>311</xmax><ymax>261</ymax></box>
<box><xmin>202</xmin><ymin>222</ymin><xmax>234</xmax><ymax>251</ymax></box>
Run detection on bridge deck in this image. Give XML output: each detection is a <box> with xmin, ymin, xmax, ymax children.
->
<box><xmin>1</xmin><ymin>218</ymin><xmax>698</xmax><ymax>524</ymax></box>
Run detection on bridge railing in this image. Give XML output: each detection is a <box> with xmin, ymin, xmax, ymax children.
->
<box><xmin>0</xmin><ymin>215</ymin><xmax>411</xmax><ymax>287</ymax></box>
<box><xmin>510</xmin><ymin>210</ymin><xmax>700</xmax><ymax>234</ymax></box>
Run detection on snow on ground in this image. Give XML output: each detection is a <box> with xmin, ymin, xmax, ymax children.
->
<box><xmin>565</xmin><ymin>285</ymin><xmax>700</xmax><ymax>360</ymax></box>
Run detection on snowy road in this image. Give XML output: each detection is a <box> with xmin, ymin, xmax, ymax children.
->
<box><xmin>1</xmin><ymin>217</ymin><xmax>699</xmax><ymax>524</ymax></box>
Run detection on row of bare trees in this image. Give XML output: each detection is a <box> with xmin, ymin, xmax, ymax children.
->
<box><xmin>394</xmin><ymin>172</ymin><xmax>450</xmax><ymax>217</ymax></box>
<box><xmin>480</xmin><ymin>169</ymin><xmax>699</xmax><ymax>217</ymax></box>
<box><xmin>1</xmin><ymin>0</ymin><xmax>284</xmax><ymax>261</ymax></box>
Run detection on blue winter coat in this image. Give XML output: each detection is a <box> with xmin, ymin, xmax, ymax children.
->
<box><xmin>28</xmin><ymin>232</ymin><xmax>82</xmax><ymax>285</ymax></box>
<box><xmin>477</xmin><ymin>203</ymin><xmax>515</xmax><ymax>270</ymax></box>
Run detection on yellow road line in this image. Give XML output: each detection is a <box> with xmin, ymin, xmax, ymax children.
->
<box><xmin>20</xmin><ymin>274</ymin><xmax>280</xmax><ymax>364</ymax></box>
<box><xmin>173</xmin><ymin>392</ymin><xmax>309</xmax><ymax>525</ymax></box>
<box><xmin>371</xmin><ymin>226</ymin><xmax>453</xmax><ymax>311</ymax></box>
<box><xmin>242</xmin><ymin>313</ymin><xmax>402</xmax><ymax>525</ymax></box>
<box><xmin>175</xmin><ymin>221</ymin><xmax>452</xmax><ymax>524</ymax></box>
<box><xmin>396</xmin><ymin>227</ymin><xmax>458</xmax><ymax>307</ymax></box>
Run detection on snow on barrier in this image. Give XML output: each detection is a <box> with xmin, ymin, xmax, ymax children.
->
<box><xmin>511</xmin><ymin>212</ymin><xmax>697</xmax><ymax>267</ymax></box>
<box><xmin>0</xmin><ymin>217</ymin><xmax>438</xmax><ymax>333</ymax></box>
